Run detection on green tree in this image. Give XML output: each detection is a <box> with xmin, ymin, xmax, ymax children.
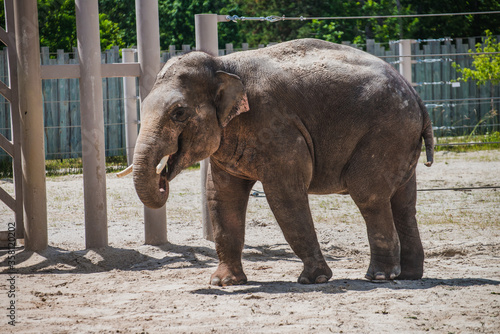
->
<box><xmin>404</xmin><ymin>0</ymin><xmax>500</xmax><ymax>39</ymax></box>
<box><xmin>453</xmin><ymin>30</ymin><xmax>500</xmax><ymax>86</ymax></box>
<box><xmin>453</xmin><ymin>30</ymin><xmax>500</xmax><ymax>127</ymax></box>
<box><xmin>38</xmin><ymin>0</ymin><xmax>77</xmax><ymax>52</ymax></box>
<box><xmin>1</xmin><ymin>0</ymin><xmax>499</xmax><ymax>51</ymax></box>
<box><xmin>98</xmin><ymin>0</ymin><xmax>137</xmax><ymax>48</ymax></box>
<box><xmin>0</xmin><ymin>0</ymin><xmax>125</xmax><ymax>52</ymax></box>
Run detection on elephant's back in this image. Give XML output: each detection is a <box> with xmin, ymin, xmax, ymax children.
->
<box><xmin>222</xmin><ymin>39</ymin><xmax>427</xmax><ymax>194</ymax></box>
<box><xmin>222</xmin><ymin>38</ymin><xmax>388</xmax><ymax>79</ymax></box>
<box><xmin>222</xmin><ymin>38</ymin><xmax>423</xmax><ymax>129</ymax></box>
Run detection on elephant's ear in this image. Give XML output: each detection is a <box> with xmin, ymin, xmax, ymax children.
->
<box><xmin>215</xmin><ymin>71</ymin><xmax>249</xmax><ymax>127</ymax></box>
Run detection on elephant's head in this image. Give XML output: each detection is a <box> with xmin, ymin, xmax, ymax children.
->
<box><xmin>131</xmin><ymin>52</ymin><xmax>249</xmax><ymax>209</ymax></box>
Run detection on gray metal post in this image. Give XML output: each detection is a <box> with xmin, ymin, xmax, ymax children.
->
<box><xmin>399</xmin><ymin>39</ymin><xmax>413</xmax><ymax>84</ymax></box>
<box><xmin>136</xmin><ymin>0</ymin><xmax>167</xmax><ymax>245</ymax></box>
<box><xmin>195</xmin><ymin>14</ymin><xmax>222</xmax><ymax>242</ymax></box>
<box><xmin>75</xmin><ymin>0</ymin><xmax>108</xmax><ymax>248</ymax></box>
<box><xmin>13</xmin><ymin>0</ymin><xmax>48</xmax><ymax>250</ymax></box>
<box><xmin>122</xmin><ymin>48</ymin><xmax>138</xmax><ymax>166</ymax></box>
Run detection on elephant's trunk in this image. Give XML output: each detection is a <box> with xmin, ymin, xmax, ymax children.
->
<box><xmin>132</xmin><ymin>141</ymin><xmax>169</xmax><ymax>209</ymax></box>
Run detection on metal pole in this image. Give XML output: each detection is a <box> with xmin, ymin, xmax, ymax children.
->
<box><xmin>399</xmin><ymin>39</ymin><xmax>413</xmax><ymax>84</ymax></box>
<box><xmin>75</xmin><ymin>0</ymin><xmax>108</xmax><ymax>249</ymax></box>
<box><xmin>13</xmin><ymin>0</ymin><xmax>48</xmax><ymax>250</ymax></box>
<box><xmin>195</xmin><ymin>14</ymin><xmax>221</xmax><ymax>242</ymax></box>
<box><xmin>122</xmin><ymin>48</ymin><xmax>138</xmax><ymax>166</ymax></box>
<box><xmin>136</xmin><ymin>0</ymin><xmax>167</xmax><ymax>245</ymax></box>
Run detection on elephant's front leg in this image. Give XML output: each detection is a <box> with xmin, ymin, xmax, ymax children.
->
<box><xmin>263</xmin><ymin>183</ymin><xmax>332</xmax><ymax>284</ymax></box>
<box><xmin>207</xmin><ymin>162</ymin><xmax>255</xmax><ymax>286</ymax></box>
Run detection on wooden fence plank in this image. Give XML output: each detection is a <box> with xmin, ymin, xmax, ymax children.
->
<box><xmin>69</xmin><ymin>54</ymin><xmax>81</xmax><ymax>159</ymax></box>
<box><xmin>58</xmin><ymin>49</ymin><xmax>71</xmax><ymax>159</ymax></box>
<box><xmin>0</xmin><ymin>48</ymin><xmax>10</xmax><ymax>159</ymax></box>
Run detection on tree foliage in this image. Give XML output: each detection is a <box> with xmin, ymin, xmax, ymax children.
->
<box><xmin>0</xmin><ymin>0</ymin><xmax>499</xmax><ymax>51</ymax></box>
<box><xmin>453</xmin><ymin>30</ymin><xmax>500</xmax><ymax>86</ymax></box>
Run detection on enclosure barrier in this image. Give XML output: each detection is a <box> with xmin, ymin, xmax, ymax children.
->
<box><xmin>0</xmin><ymin>0</ymin><xmax>166</xmax><ymax>250</ymax></box>
<box><xmin>1</xmin><ymin>5</ymin><xmax>499</xmax><ymax>250</ymax></box>
<box><xmin>0</xmin><ymin>0</ymin><xmax>25</xmax><ymax>248</ymax></box>
<box><xmin>136</xmin><ymin>0</ymin><xmax>167</xmax><ymax>246</ymax></box>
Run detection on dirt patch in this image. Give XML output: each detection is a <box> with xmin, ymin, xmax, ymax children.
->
<box><xmin>1</xmin><ymin>150</ymin><xmax>500</xmax><ymax>333</ymax></box>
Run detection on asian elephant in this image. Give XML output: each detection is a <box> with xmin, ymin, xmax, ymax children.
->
<box><xmin>125</xmin><ymin>38</ymin><xmax>434</xmax><ymax>285</ymax></box>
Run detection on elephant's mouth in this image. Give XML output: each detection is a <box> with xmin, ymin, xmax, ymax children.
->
<box><xmin>127</xmin><ymin>132</ymin><xmax>189</xmax><ymax>209</ymax></box>
<box><xmin>156</xmin><ymin>135</ymin><xmax>185</xmax><ymax>194</ymax></box>
<box><xmin>156</xmin><ymin>151</ymin><xmax>180</xmax><ymax>192</ymax></box>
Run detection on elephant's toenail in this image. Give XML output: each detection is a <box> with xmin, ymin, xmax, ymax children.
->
<box><xmin>315</xmin><ymin>275</ymin><xmax>329</xmax><ymax>284</ymax></box>
<box><xmin>298</xmin><ymin>276</ymin><xmax>311</xmax><ymax>284</ymax></box>
<box><xmin>211</xmin><ymin>277</ymin><xmax>221</xmax><ymax>286</ymax></box>
<box><xmin>222</xmin><ymin>277</ymin><xmax>234</xmax><ymax>286</ymax></box>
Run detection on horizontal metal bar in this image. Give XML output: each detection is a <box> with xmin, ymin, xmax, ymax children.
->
<box><xmin>0</xmin><ymin>133</ymin><xmax>13</xmax><ymax>157</ymax></box>
<box><xmin>224</xmin><ymin>11</ymin><xmax>500</xmax><ymax>22</ymax></box>
<box><xmin>40</xmin><ymin>63</ymin><xmax>141</xmax><ymax>79</ymax></box>
<box><xmin>101</xmin><ymin>63</ymin><xmax>141</xmax><ymax>77</ymax></box>
<box><xmin>0</xmin><ymin>186</ymin><xmax>15</xmax><ymax>211</ymax></box>
<box><xmin>41</xmin><ymin>64</ymin><xmax>80</xmax><ymax>79</ymax></box>
<box><xmin>418</xmin><ymin>185</ymin><xmax>500</xmax><ymax>192</ymax></box>
<box><xmin>424</xmin><ymin>97</ymin><xmax>500</xmax><ymax>103</ymax></box>
<box><xmin>434</xmin><ymin>142</ymin><xmax>500</xmax><ymax>146</ymax></box>
<box><xmin>0</xmin><ymin>27</ymin><xmax>11</xmax><ymax>46</ymax></box>
<box><xmin>379</xmin><ymin>51</ymin><xmax>500</xmax><ymax>58</ymax></box>
<box><xmin>0</xmin><ymin>81</ymin><xmax>12</xmax><ymax>101</ymax></box>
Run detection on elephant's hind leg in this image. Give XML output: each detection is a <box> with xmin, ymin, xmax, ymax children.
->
<box><xmin>353</xmin><ymin>197</ymin><xmax>402</xmax><ymax>281</ymax></box>
<box><xmin>346</xmin><ymin>166</ymin><xmax>402</xmax><ymax>280</ymax></box>
<box><xmin>391</xmin><ymin>173</ymin><xmax>424</xmax><ymax>279</ymax></box>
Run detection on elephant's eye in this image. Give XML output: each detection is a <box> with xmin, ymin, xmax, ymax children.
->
<box><xmin>171</xmin><ymin>107</ymin><xmax>189</xmax><ymax>122</ymax></box>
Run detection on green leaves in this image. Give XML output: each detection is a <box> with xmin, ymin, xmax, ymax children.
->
<box><xmin>36</xmin><ymin>0</ymin><xmax>127</xmax><ymax>52</ymax></box>
<box><xmin>453</xmin><ymin>31</ymin><xmax>500</xmax><ymax>86</ymax></box>
<box><xmin>0</xmin><ymin>0</ymin><xmax>498</xmax><ymax>52</ymax></box>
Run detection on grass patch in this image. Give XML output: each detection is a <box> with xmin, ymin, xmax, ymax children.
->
<box><xmin>0</xmin><ymin>155</ymin><xmax>200</xmax><ymax>178</ymax></box>
<box><xmin>45</xmin><ymin>156</ymin><xmax>129</xmax><ymax>176</ymax></box>
<box><xmin>187</xmin><ymin>162</ymin><xmax>200</xmax><ymax>170</ymax></box>
<box><xmin>433</xmin><ymin>131</ymin><xmax>500</xmax><ymax>152</ymax></box>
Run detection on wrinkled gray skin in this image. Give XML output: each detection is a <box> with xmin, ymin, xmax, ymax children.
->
<box><xmin>133</xmin><ymin>39</ymin><xmax>434</xmax><ymax>286</ymax></box>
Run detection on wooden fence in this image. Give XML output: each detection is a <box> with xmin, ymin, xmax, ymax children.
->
<box><xmin>1</xmin><ymin>37</ymin><xmax>499</xmax><ymax>162</ymax></box>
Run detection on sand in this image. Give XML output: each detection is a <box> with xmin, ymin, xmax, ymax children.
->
<box><xmin>1</xmin><ymin>149</ymin><xmax>499</xmax><ymax>333</ymax></box>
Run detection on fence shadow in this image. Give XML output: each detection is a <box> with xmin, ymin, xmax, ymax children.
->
<box><xmin>0</xmin><ymin>243</ymin><xmax>218</xmax><ymax>274</ymax></box>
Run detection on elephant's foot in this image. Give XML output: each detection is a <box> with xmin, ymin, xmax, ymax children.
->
<box><xmin>210</xmin><ymin>263</ymin><xmax>247</xmax><ymax>286</ymax></box>
<box><xmin>397</xmin><ymin>246</ymin><xmax>424</xmax><ymax>280</ymax></box>
<box><xmin>298</xmin><ymin>261</ymin><xmax>332</xmax><ymax>284</ymax></box>
<box><xmin>397</xmin><ymin>260</ymin><xmax>423</xmax><ymax>280</ymax></box>
<box><xmin>365</xmin><ymin>258</ymin><xmax>401</xmax><ymax>281</ymax></box>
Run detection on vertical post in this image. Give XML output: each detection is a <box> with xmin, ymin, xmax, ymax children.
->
<box><xmin>136</xmin><ymin>0</ymin><xmax>167</xmax><ymax>245</ymax></box>
<box><xmin>122</xmin><ymin>48</ymin><xmax>138</xmax><ymax>166</ymax></box>
<box><xmin>75</xmin><ymin>0</ymin><xmax>108</xmax><ymax>248</ymax></box>
<box><xmin>14</xmin><ymin>0</ymin><xmax>48</xmax><ymax>250</ymax></box>
<box><xmin>195</xmin><ymin>14</ymin><xmax>221</xmax><ymax>242</ymax></box>
<box><xmin>399</xmin><ymin>39</ymin><xmax>413</xmax><ymax>85</ymax></box>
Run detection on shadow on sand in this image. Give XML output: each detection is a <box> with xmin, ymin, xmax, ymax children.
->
<box><xmin>191</xmin><ymin>277</ymin><xmax>500</xmax><ymax>295</ymax></box>
<box><xmin>0</xmin><ymin>243</ymin><xmax>217</xmax><ymax>274</ymax></box>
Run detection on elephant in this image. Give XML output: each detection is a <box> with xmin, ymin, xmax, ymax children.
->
<box><xmin>123</xmin><ymin>38</ymin><xmax>434</xmax><ymax>286</ymax></box>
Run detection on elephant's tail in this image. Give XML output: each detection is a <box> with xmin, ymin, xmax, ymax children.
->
<box><xmin>421</xmin><ymin>109</ymin><xmax>434</xmax><ymax>167</ymax></box>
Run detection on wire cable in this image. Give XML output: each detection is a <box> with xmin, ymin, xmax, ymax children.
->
<box><xmin>225</xmin><ymin>11</ymin><xmax>500</xmax><ymax>23</ymax></box>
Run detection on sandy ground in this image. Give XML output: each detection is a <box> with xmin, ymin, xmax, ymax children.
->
<box><xmin>1</xmin><ymin>149</ymin><xmax>500</xmax><ymax>333</ymax></box>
